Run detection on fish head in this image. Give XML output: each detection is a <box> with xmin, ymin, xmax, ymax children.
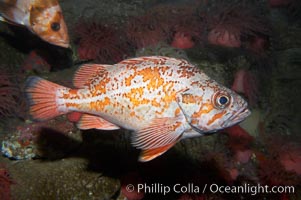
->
<box><xmin>180</xmin><ymin>80</ymin><xmax>251</xmax><ymax>134</ymax></box>
<box><xmin>30</xmin><ymin>4</ymin><xmax>69</xmax><ymax>48</ymax></box>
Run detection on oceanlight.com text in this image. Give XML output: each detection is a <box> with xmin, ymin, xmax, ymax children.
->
<box><xmin>209</xmin><ymin>183</ymin><xmax>295</xmax><ymax>196</ymax></box>
<box><xmin>125</xmin><ymin>183</ymin><xmax>295</xmax><ymax>196</ymax></box>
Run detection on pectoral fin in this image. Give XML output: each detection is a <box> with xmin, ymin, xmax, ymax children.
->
<box><xmin>139</xmin><ymin>140</ymin><xmax>179</xmax><ymax>162</ymax></box>
<box><xmin>132</xmin><ymin>117</ymin><xmax>186</xmax><ymax>149</ymax></box>
<box><xmin>132</xmin><ymin>116</ymin><xmax>186</xmax><ymax>160</ymax></box>
<box><xmin>77</xmin><ymin>114</ymin><xmax>119</xmax><ymax>130</ymax></box>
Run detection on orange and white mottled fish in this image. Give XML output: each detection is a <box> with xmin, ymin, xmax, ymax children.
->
<box><xmin>25</xmin><ymin>56</ymin><xmax>250</xmax><ymax>162</ymax></box>
<box><xmin>0</xmin><ymin>0</ymin><xmax>69</xmax><ymax>48</ymax></box>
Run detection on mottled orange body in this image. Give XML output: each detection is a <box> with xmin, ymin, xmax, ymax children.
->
<box><xmin>25</xmin><ymin>56</ymin><xmax>250</xmax><ymax>161</ymax></box>
<box><xmin>0</xmin><ymin>0</ymin><xmax>69</xmax><ymax>47</ymax></box>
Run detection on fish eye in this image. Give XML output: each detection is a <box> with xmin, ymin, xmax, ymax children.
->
<box><xmin>219</xmin><ymin>96</ymin><xmax>228</xmax><ymax>105</ymax></box>
<box><xmin>51</xmin><ymin>22</ymin><xmax>60</xmax><ymax>31</ymax></box>
<box><xmin>213</xmin><ymin>92</ymin><xmax>231</xmax><ymax>109</ymax></box>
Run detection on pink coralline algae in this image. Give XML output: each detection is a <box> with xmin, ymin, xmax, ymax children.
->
<box><xmin>74</xmin><ymin>20</ymin><xmax>131</xmax><ymax>64</ymax></box>
<box><xmin>234</xmin><ymin>149</ymin><xmax>253</xmax><ymax>164</ymax></box>
<box><xmin>21</xmin><ymin>50</ymin><xmax>51</xmax><ymax>73</ymax></box>
<box><xmin>246</xmin><ymin>35</ymin><xmax>269</xmax><ymax>54</ymax></box>
<box><xmin>171</xmin><ymin>32</ymin><xmax>195</xmax><ymax>49</ymax></box>
<box><xmin>279</xmin><ymin>149</ymin><xmax>301</xmax><ymax>175</ymax></box>
<box><xmin>120</xmin><ymin>172</ymin><xmax>145</xmax><ymax>200</ymax></box>
<box><xmin>231</xmin><ymin>69</ymin><xmax>259</xmax><ymax>106</ymax></box>
<box><xmin>257</xmin><ymin>135</ymin><xmax>301</xmax><ymax>186</ymax></box>
<box><xmin>126</xmin><ymin>5</ymin><xmax>203</xmax><ymax>49</ymax></box>
<box><xmin>257</xmin><ymin>154</ymin><xmax>300</xmax><ymax>186</ymax></box>
<box><xmin>66</xmin><ymin>112</ymin><xmax>82</xmax><ymax>123</ymax></box>
<box><xmin>166</xmin><ymin>6</ymin><xmax>203</xmax><ymax>48</ymax></box>
<box><xmin>205</xmin><ymin>1</ymin><xmax>270</xmax><ymax>48</ymax></box>
<box><xmin>268</xmin><ymin>136</ymin><xmax>301</xmax><ymax>175</ymax></box>
<box><xmin>224</xmin><ymin>125</ymin><xmax>254</xmax><ymax>164</ymax></box>
<box><xmin>0</xmin><ymin>164</ymin><xmax>14</xmax><ymax>200</ymax></box>
<box><xmin>207</xmin><ymin>27</ymin><xmax>241</xmax><ymax>48</ymax></box>
<box><xmin>224</xmin><ymin>125</ymin><xmax>254</xmax><ymax>151</ymax></box>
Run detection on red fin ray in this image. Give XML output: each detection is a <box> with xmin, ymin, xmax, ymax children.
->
<box><xmin>132</xmin><ymin>116</ymin><xmax>185</xmax><ymax>150</ymax></box>
<box><xmin>77</xmin><ymin>114</ymin><xmax>119</xmax><ymax>130</ymax></box>
<box><xmin>25</xmin><ymin>76</ymin><xmax>68</xmax><ymax>121</ymax></box>
<box><xmin>73</xmin><ymin>64</ymin><xmax>111</xmax><ymax>88</ymax></box>
<box><xmin>0</xmin><ymin>2</ymin><xmax>26</xmax><ymax>25</ymax></box>
<box><xmin>139</xmin><ymin>141</ymin><xmax>179</xmax><ymax>162</ymax></box>
<box><xmin>117</xmin><ymin>56</ymin><xmax>187</xmax><ymax>66</ymax></box>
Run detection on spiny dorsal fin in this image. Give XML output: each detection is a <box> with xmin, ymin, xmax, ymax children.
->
<box><xmin>31</xmin><ymin>0</ymin><xmax>58</xmax><ymax>8</ymax></box>
<box><xmin>117</xmin><ymin>56</ymin><xmax>186</xmax><ymax>66</ymax></box>
<box><xmin>73</xmin><ymin>64</ymin><xmax>111</xmax><ymax>88</ymax></box>
<box><xmin>77</xmin><ymin>114</ymin><xmax>119</xmax><ymax>130</ymax></box>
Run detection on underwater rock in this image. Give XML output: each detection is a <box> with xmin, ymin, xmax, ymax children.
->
<box><xmin>1</xmin><ymin>119</ymin><xmax>82</xmax><ymax>160</ymax></box>
<box><xmin>0</xmin><ymin>26</ymin><xmax>26</xmax><ymax>67</ymax></box>
<box><xmin>195</xmin><ymin>60</ymin><xmax>232</xmax><ymax>86</ymax></box>
<box><xmin>61</xmin><ymin>0</ymin><xmax>146</xmax><ymax>28</ymax></box>
<box><xmin>264</xmin><ymin>49</ymin><xmax>301</xmax><ymax>135</ymax></box>
<box><xmin>1</xmin><ymin>139</ymin><xmax>36</xmax><ymax>160</ymax></box>
<box><xmin>135</xmin><ymin>42</ymin><xmax>188</xmax><ymax>60</ymax></box>
<box><xmin>4</xmin><ymin>157</ymin><xmax>120</xmax><ymax>200</ymax></box>
<box><xmin>174</xmin><ymin>134</ymin><xmax>220</xmax><ymax>162</ymax></box>
<box><xmin>0</xmin><ymin>68</ymin><xmax>26</xmax><ymax>120</ymax></box>
<box><xmin>126</xmin><ymin>13</ymin><xmax>169</xmax><ymax>49</ymax></box>
<box><xmin>73</xmin><ymin>19</ymin><xmax>132</xmax><ymax>64</ymax></box>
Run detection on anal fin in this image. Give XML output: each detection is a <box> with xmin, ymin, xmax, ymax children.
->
<box><xmin>77</xmin><ymin>114</ymin><xmax>119</xmax><ymax>130</ymax></box>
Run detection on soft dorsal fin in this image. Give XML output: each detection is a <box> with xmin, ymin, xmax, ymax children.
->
<box><xmin>117</xmin><ymin>56</ymin><xmax>160</xmax><ymax>65</ymax></box>
<box><xmin>118</xmin><ymin>56</ymin><xmax>188</xmax><ymax>66</ymax></box>
<box><xmin>77</xmin><ymin>114</ymin><xmax>119</xmax><ymax>130</ymax></box>
<box><xmin>31</xmin><ymin>0</ymin><xmax>58</xmax><ymax>8</ymax></box>
<box><xmin>73</xmin><ymin>64</ymin><xmax>111</xmax><ymax>88</ymax></box>
<box><xmin>139</xmin><ymin>140</ymin><xmax>179</xmax><ymax>162</ymax></box>
<box><xmin>131</xmin><ymin>116</ymin><xmax>185</xmax><ymax>150</ymax></box>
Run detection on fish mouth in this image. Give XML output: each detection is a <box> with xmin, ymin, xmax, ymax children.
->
<box><xmin>223</xmin><ymin>107</ymin><xmax>251</xmax><ymax>128</ymax></box>
<box><xmin>53</xmin><ymin>40</ymin><xmax>70</xmax><ymax>48</ymax></box>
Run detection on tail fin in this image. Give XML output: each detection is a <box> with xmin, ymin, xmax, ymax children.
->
<box><xmin>0</xmin><ymin>2</ymin><xmax>27</xmax><ymax>25</ymax></box>
<box><xmin>25</xmin><ymin>76</ymin><xmax>69</xmax><ymax>121</ymax></box>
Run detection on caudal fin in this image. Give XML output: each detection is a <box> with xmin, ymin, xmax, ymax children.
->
<box><xmin>25</xmin><ymin>76</ymin><xmax>68</xmax><ymax>121</ymax></box>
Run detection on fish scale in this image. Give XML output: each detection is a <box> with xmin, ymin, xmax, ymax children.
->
<box><xmin>25</xmin><ymin>56</ymin><xmax>250</xmax><ymax>161</ymax></box>
<box><xmin>65</xmin><ymin>58</ymin><xmax>199</xmax><ymax>128</ymax></box>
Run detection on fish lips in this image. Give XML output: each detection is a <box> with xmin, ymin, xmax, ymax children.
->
<box><xmin>224</xmin><ymin>107</ymin><xmax>251</xmax><ymax>128</ymax></box>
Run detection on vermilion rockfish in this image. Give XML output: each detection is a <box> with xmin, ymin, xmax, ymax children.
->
<box><xmin>0</xmin><ymin>0</ymin><xmax>69</xmax><ymax>48</ymax></box>
<box><xmin>25</xmin><ymin>56</ymin><xmax>250</xmax><ymax>161</ymax></box>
